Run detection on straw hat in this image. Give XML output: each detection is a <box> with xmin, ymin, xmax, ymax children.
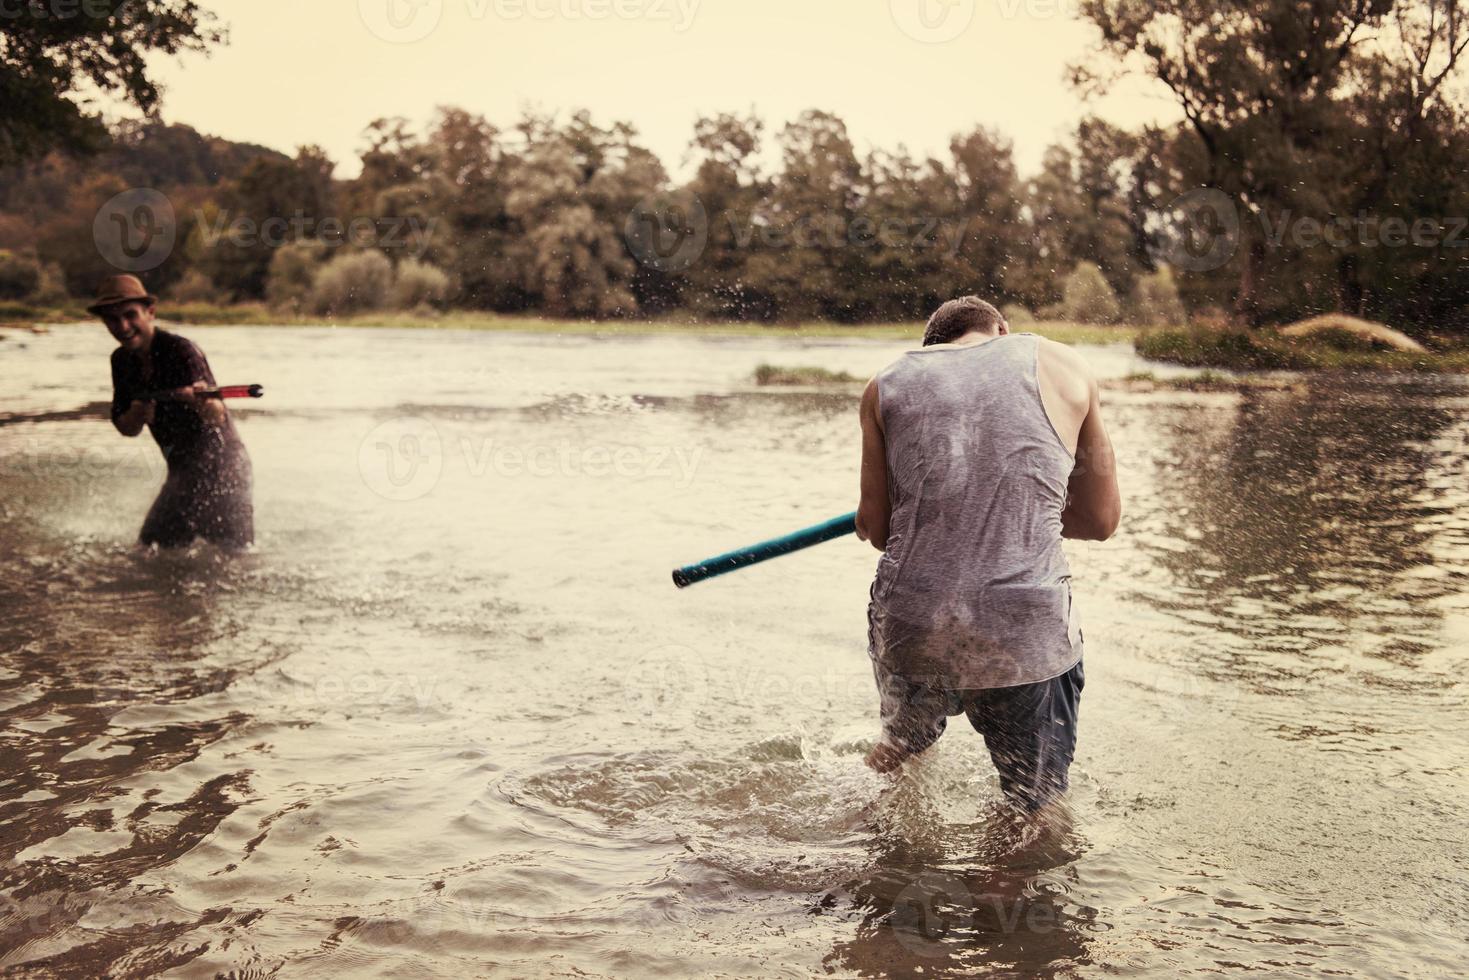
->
<box><xmin>87</xmin><ymin>274</ymin><xmax>157</xmax><ymax>315</ymax></box>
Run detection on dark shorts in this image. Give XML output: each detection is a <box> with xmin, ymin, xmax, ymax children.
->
<box><xmin>872</xmin><ymin>657</ymin><xmax>1084</xmax><ymax>812</ymax></box>
<box><xmin>141</xmin><ymin>438</ymin><xmax>254</xmax><ymax>549</ymax></box>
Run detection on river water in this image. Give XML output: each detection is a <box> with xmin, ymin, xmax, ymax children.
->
<box><xmin>1</xmin><ymin>324</ymin><xmax>1467</xmax><ymax>978</ymax></box>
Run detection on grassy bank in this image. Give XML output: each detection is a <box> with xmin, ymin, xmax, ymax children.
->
<box><xmin>3</xmin><ymin>301</ymin><xmax>1137</xmax><ymax>347</ymax></box>
<box><xmin>1136</xmin><ymin>325</ymin><xmax>1469</xmax><ymax>373</ymax></box>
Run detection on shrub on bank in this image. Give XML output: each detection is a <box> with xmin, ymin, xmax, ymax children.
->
<box><xmin>389</xmin><ymin>258</ymin><xmax>452</xmax><ymax>311</ymax></box>
<box><xmin>168</xmin><ymin>270</ymin><xmax>225</xmax><ymax>305</ymax></box>
<box><xmin>1136</xmin><ymin>321</ymin><xmax>1469</xmax><ymax>372</ymax></box>
<box><xmin>267</xmin><ymin>240</ymin><xmax>331</xmax><ymax>313</ymax></box>
<box><xmin>1002</xmin><ymin>304</ymin><xmax>1036</xmax><ymax>326</ymax></box>
<box><xmin>1129</xmin><ymin>266</ymin><xmax>1187</xmax><ymax>326</ymax></box>
<box><xmin>0</xmin><ymin>250</ymin><xmax>42</xmax><ymax>301</ymax></box>
<box><xmin>1136</xmin><ymin>326</ymin><xmax>1308</xmax><ymax>370</ymax></box>
<box><xmin>308</xmin><ymin>250</ymin><xmax>392</xmax><ymax>316</ymax></box>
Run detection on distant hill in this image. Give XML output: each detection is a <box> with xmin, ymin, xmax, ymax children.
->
<box><xmin>0</xmin><ymin>120</ymin><xmax>287</xmax><ymax>210</ymax></box>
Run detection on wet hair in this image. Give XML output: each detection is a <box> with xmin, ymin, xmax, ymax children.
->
<box><xmin>923</xmin><ymin>296</ymin><xmax>1005</xmax><ymax>347</ymax></box>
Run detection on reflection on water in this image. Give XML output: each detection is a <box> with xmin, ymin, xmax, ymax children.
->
<box><xmin>2</xmin><ymin>326</ymin><xmax>1467</xmax><ymax>977</ymax></box>
<box><xmin>1132</xmin><ymin>383</ymin><xmax>1468</xmax><ymax>675</ymax></box>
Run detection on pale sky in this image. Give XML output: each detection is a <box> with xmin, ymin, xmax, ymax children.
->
<box><xmin>126</xmin><ymin>0</ymin><xmax>1181</xmax><ymax>180</ymax></box>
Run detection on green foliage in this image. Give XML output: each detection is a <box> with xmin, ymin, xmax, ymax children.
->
<box><xmin>308</xmin><ymin>251</ymin><xmax>393</xmax><ymax>316</ymax></box>
<box><xmin>753</xmin><ymin>364</ymin><xmax>863</xmax><ymax>386</ymax></box>
<box><xmin>0</xmin><ymin>3</ymin><xmax>224</xmax><ymax>166</ymax></box>
<box><xmin>29</xmin><ymin>260</ymin><xmax>69</xmax><ymax>304</ymax></box>
<box><xmin>265</xmin><ymin>240</ymin><xmax>330</xmax><ymax>313</ymax></box>
<box><xmin>1060</xmin><ymin>262</ymin><xmax>1123</xmax><ymax>324</ymax></box>
<box><xmin>1137</xmin><ymin>324</ymin><xmax>1469</xmax><ymax>372</ymax></box>
<box><xmin>1129</xmin><ymin>266</ymin><xmax>1187</xmax><ymax>326</ymax></box>
<box><xmin>1136</xmin><ymin>327</ymin><xmax>1305</xmax><ymax>370</ymax></box>
<box><xmin>0</xmin><ymin>250</ymin><xmax>42</xmax><ymax>300</ymax></box>
<box><xmin>198</xmin><ymin>146</ymin><xmax>337</xmax><ymax>301</ymax></box>
<box><xmin>1002</xmin><ymin>304</ymin><xmax>1036</xmax><ymax>325</ymax></box>
<box><xmin>2</xmin><ymin>89</ymin><xmax>1467</xmax><ymax>332</ymax></box>
<box><xmin>389</xmin><ymin>259</ymin><xmax>452</xmax><ymax>311</ymax></box>
<box><xmin>167</xmin><ymin>269</ymin><xmax>224</xmax><ymax>304</ymax></box>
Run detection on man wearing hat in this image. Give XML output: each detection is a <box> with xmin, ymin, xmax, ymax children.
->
<box><xmin>94</xmin><ymin>274</ymin><xmax>254</xmax><ymax>549</ymax></box>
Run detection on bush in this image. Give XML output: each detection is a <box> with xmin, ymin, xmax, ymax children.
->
<box><xmin>388</xmin><ymin>258</ymin><xmax>451</xmax><ymax>311</ymax></box>
<box><xmin>1189</xmin><ymin>306</ymin><xmax>1234</xmax><ymax>330</ymax></box>
<box><xmin>1059</xmin><ymin>262</ymin><xmax>1122</xmax><ymax>324</ymax></box>
<box><xmin>308</xmin><ymin>250</ymin><xmax>392</xmax><ymax>316</ymax></box>
<box><xmin>1002</xmin><ymin>303</ymin><xmax>1036</xmax><ymax>326</ymax></box>
<box><xmin>29</xmin><ymin>261</ymin><xmax>70</xmax><ymax>305</ymax></box>
<box><xmin>0</xmin><ymin>250</ymin><xmax>42</xmax><ymax>301</ymax></box>
<box><xmin>1129</xmin><ymin>266</ymin><xmax>1187</xmax><ymax>326</ymax></box>
<box><xmin>168</xmin><ymin>269</ymin><xmax>224</xmax><ymax>304</ymax></box>
<box><xmin>266</xmin><ymin>240</ymin><xmax>331</xmax><ymax>313</ymax></box>
<box><xmin>1136</xmin><ymin>327</ymin><xmax>1305</xmax><ymax>370</ymax></box>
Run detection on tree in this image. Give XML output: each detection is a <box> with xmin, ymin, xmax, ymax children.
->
<box><xmin>0</xmin><ymin>249</ymin><xmax>42</xmax><ymax>299</ymax></box>
<box><xmin>499</xmin><ymin>110</ymin><xmax>660</xmax><ymax>317</ymax></box>
<box><xmin>1129</xmin><ymin>265</ymin><xmax>1188</xmax><ymax>325</ymax></box>
<box><xmin>1060</xmin><ymin>262</ymin><xmax>1123</xmax><ymax>324</ymax></box>
<box><xmin>1076</xmin><ymin>0</ymin><xmax>1469</xmax><ymax>327</ymax></box>
<box><xmin>0</xmin><ymin>2</ymin><xmax>225</xmax><ymax>165</ymax></box>
<box><xmin>198</xmin><ymin>146</ymin><xmax>337</xmax><ymax>300</ymax></box>
<box><xmin>265</xmin><ymin>239</ymin><xmax>329</xmax><ymax>312</ymax></box>
<box><xmin>676</xmin><ymin>111</ymin><xmax>774</xmax><ymax>319</ymax></box>
<box><xmin>309</xmin><ymin>250</ymin><xmax>392</xmax><ymax>316</ymax></box>
<box><xmin>389</xmin><ymin>258</ymin><xmax>452</xmax><ymax>310</ymax></box>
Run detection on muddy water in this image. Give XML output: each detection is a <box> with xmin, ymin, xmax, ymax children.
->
<box><xmin>1</xmin><ymin>325</ymin><xmax>1467</xmax><ymax>978</ymax></box>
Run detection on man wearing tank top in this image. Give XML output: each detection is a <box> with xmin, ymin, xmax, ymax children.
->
<box><xmin>856</xmin><ymin>296</ymin><xmax>1121</xmax><ymax>814</ymax></box>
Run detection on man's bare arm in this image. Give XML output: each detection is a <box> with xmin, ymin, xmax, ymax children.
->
<box><xmin>856</xmin><ymin>378</ymin><xmax>892</xmax><ymax>552</ymax></box>
<box><xmin>113</xmin><ymin>400</ymin><xmax>153</xmax><ymax>437</ymax></box>
<box><xmin>1061</xmin><ymin>376</ymin><xmax>1122</xmax><ymax>541</ymax></box>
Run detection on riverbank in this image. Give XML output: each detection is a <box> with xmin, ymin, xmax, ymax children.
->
<box><xmin>0</xmin><ymin>301</ymin><xmax>1135</xmax><ymax>347</ymax></box>
<box><xmin>1137</xmin><ymin>323</ymin><xmax>1469</xmax><ymax>373</ymax></box>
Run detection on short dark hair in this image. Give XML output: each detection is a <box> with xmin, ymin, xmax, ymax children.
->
<box><xmin>923</xmin><ymin>296</ymin><xmax>1005</xmax><ymax>347</ymax></box>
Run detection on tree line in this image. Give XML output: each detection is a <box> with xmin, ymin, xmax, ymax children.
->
<box><xmin>1</xmin><ymin>0</ymin><xmax>1465</xmax><ymax>331</ymax></box>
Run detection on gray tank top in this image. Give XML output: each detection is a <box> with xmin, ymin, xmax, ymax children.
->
<box><xmin>868</xmin><ymin>332</ymin><xmax>1083</xmax><ymax>690</ymax></box>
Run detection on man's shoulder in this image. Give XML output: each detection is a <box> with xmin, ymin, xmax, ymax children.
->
<box><xmin>155</xmin><ymin>328</ymin><xmax>207</xmax><ymax>358</ymax></box>
<box><xmin>1035</xmin><ymin>336</ymin><xmax>1092</xmax><ymax>378</ymax></box>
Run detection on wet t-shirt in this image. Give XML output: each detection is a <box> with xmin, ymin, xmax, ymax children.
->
<box><xmin>110</xmin><ymin>329</ymin><xmax>230</xmax><ymax>467</ymax></box>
